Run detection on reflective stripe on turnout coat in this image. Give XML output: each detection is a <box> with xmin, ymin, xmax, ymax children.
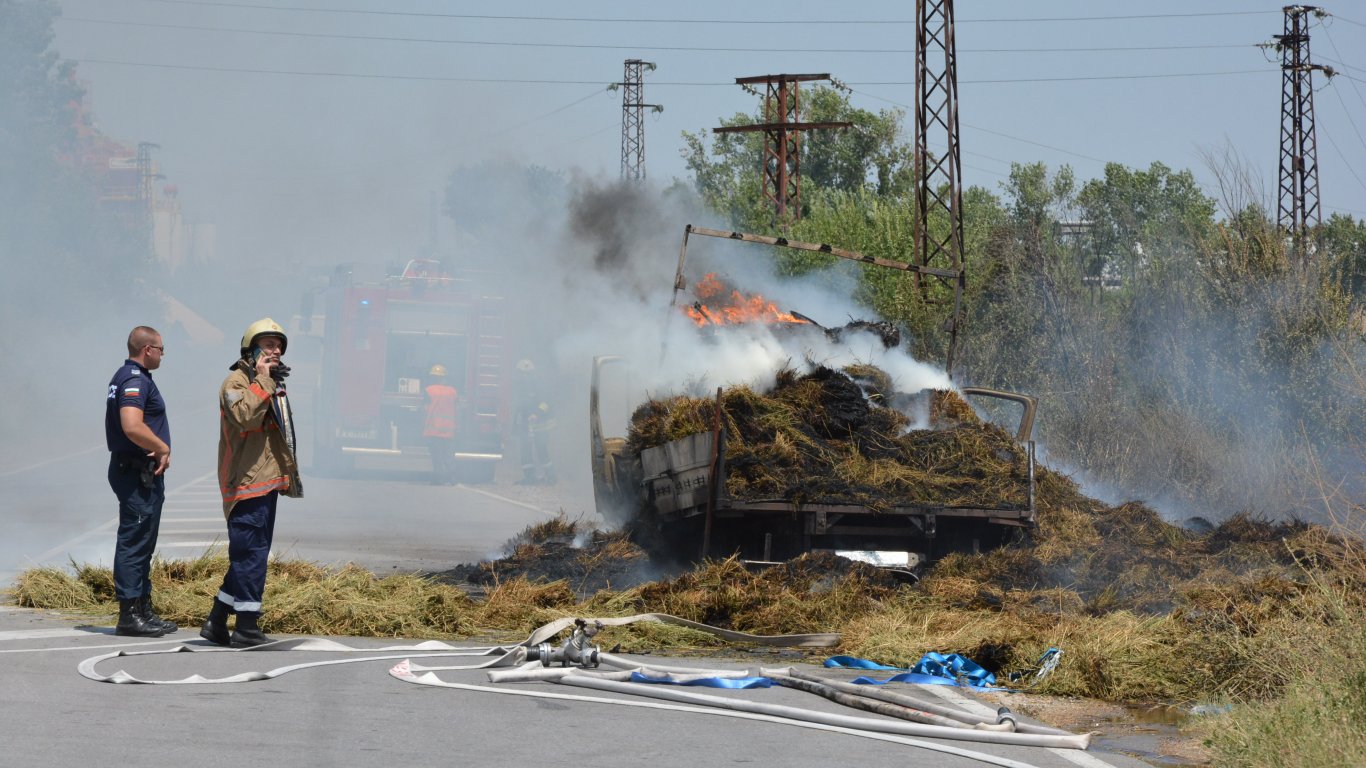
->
<box><xmin>218</xmin><ymin>363</ymin><xmax>302</xmax><ymax>517</ymax></box>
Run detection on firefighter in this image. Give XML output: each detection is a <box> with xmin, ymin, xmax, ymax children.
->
<box><xmin>105</xmin><ymin>325</ymin><xmax>177</xmax><ymax>637</ymax></box>
<box><xmin>514</xmin><ymin>358</ymin><xmax>556</xmax><ymax>485</ymax></box>
<box><xmin>199</xmin><ymin>318</ymin><xmax>302</xmax><ymax>648</ymax></box>
<box><xmin>423</xmin><ymin>364</ymin><xmax>458</xmax><ymax>485</ymax></box>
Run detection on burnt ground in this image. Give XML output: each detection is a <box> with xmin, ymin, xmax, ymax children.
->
<box><xmin>426</xmin><ymin>527</ymin><xmax>670</xmax><ymax>598</ymax></box>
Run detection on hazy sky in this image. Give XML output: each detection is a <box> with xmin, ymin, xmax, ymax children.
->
<box><xmin>51</xmin><ymin>0</ymin><xmax>1366</xmax><ymax>265</ymax></box>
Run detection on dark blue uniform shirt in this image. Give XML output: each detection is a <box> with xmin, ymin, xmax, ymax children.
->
<box><xmin>105</xmin><ymin>359</ymin><xmax>171</xmax><ymax>455</ymax></box>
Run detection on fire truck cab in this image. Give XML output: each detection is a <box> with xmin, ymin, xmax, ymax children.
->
<box><xmin>310</xmin><ymin>259</ymin><xmax>507</xmax><ymax>481</ymax></box>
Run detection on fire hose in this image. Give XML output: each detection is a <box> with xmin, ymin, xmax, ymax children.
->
<box><xmin>78</xmin><ymin>613</ymin><xmax>1095</xmax><ymax>765</ymax></box>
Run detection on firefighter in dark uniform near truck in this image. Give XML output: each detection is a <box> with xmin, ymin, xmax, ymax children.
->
<box><xmin>514</xmin><ymin>358</ymin><xmax>556</xmax><ymax>485</ymax></box>
<box><xmin>423</xmin><ymin>364</ymin><xmax>459</xmax><ymax>485</ymax></box>
<box><xmin>199</xmin><ymin>318</ymin><xmax>302</xmax><ymax>647</ymax></box>
<box><xmin>105</xmin><ymin>325</ymin><xmax>178</xmax><ymax>637</ymax></box>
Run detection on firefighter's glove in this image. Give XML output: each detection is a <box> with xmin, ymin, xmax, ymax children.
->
<box><xmin>270</xmin><ymin>362</ymin><xmax>292</xmax><ymax>382</ymax></box>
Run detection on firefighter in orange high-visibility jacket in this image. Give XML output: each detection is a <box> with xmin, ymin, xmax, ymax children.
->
<box><xmin>424</xmin><ymin>364</ymin><xmax>459</xmax><ymax>485</ymax></box>
<box><xmin>200</xmin><ymin>317</ymin><xmax>302</xmax><ymax>649</ymax></box>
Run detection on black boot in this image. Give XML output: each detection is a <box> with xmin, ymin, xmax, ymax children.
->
<box><xmin>199</xmin><ymin>598</ymin><xmax>232</xmax><ymax>646</ymax></box>
<box><xmin>139</xmin><ymin>595</ymin><xmax>178</xmax><ymax>634</ymax></box>
<box><xmin>231</xmin><ymin>612</ymin><xmax>273</xmax><ymax>647</ymax></box>
<box><xmin>115</xmin><ymin>598</ymin><xmax>167</xmax><ymax>637</ymax></box>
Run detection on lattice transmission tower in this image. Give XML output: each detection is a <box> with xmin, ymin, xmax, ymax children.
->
<box><xmin>137</xmin><ymin>142</ymin><xmax>161</xmax><ymax>217</ymax></box>
<box><xmin>714</xmin><ymin>74</ymin><xmax>850</xmax><ymax>222</ymax></box>
<box><xmin>1275</xmin><ymin>5</ymin><xmax>1330</xmax><ymax>257</ymax></box>
<box><xmin>914</xmin><ymin>0</ymin><xmax>966</xmax><ymax>375</ymax></box>
<box><xmin>619</xmin><ymin>59</ymin><xmax>660</xmax><ymax>180</ymax></box>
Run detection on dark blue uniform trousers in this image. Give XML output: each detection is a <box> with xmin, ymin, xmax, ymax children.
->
<box><xmin>108</xmin><ymin>454</ymin><xmax>164</xmax><ymax>601</ymax></box>
<box><xmin>215</xmin><ymin>491</ymin><xmax>278</xmax><ymax>621</ymax></box>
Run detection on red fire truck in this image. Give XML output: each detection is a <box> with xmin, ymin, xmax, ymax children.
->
<box><xmin>308</xmin><ymin>259</ymin><xmax>507</xmax><ymax>481</ymax></box>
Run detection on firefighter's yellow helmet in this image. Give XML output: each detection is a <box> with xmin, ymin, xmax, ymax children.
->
<box><xmin>429</xmin><ymin>364</ymin><xmax>447</xmax><ymax>377</ymax></box>
<box><xmin>240</xmin><ymin>317</ymin><xmax>288</xmax><ymax>355</ymax></box>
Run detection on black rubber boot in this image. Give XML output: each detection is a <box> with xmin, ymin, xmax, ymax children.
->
<box><xmin>199</xmin><ymin>598</ymin><xmax>232</xmax><ymax>646</ymax></box>
<box><xmin>115</xmin><ymin>598</ymin><xmax>167</xmax><ymax>637</ymax></box>
<box><xmin>230</xmin><ymin>628</ymin><xmax>273</xmax><ymax>647</ymax></box>
<box><xmin>231</xmin><ymin>612</ymin><xmax>273</xmax><ymax>647</ymax></box>
<box><xmin>139</xmin><ymin>595</ymin><xmax>178</xmax><ymax>633</ymax></box>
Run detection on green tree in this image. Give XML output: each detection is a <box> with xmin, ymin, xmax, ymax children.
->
<box><xmin>0</xmin><ymin>0</ymin><xmax>151</xmax><ymax>334</ymax></box>
<box><xmin>1076</xmin><ymin>161</ymin><xmax>1217</xmax><ymax>283</ymax></box>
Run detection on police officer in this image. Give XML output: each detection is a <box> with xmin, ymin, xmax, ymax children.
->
<box><xmin>105</xmin><ymin>326</ymin><xmax>177</xmax><ymax>636</ymax></box>
<box><xmin>199</xmin><ymin>318</ymin><xmax>302</xmax><ymax>647</ymax></box>
<box><xmin>423</xmin><ymin>364</ymin><xmax>459</xmax><ymax>485</ymax></box>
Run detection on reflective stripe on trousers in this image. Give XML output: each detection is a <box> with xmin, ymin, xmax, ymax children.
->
<box><xmin>216</xmin><ymin>491</ymin><xmax>278</xmax><ymax>613</ymax></box>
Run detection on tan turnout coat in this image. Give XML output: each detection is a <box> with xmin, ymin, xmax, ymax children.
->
<box><xmin>218</xmin><ymin>363</ymin><xmax>302</xmax><ymax>517</ymax></box>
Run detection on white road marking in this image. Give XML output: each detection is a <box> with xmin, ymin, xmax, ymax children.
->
<box><xmin>0</xmin><ymin>445</ymin><xmax>102</xmax><ymax>478</ymax></box>
<box><xmin>0</xmin><ymin>637</ymin><xmax>186</xmax><ymax>654</ymax></box>
<box><xmin>454</xmin><ymin>483</ymin><xmax>556</xmax><ymax>515</ymax></box>
<box><xmin>0</xmin><ymin>628</ymin><xmax>91</xmax><ymax>641</ymax></box>
<box><xmin>157</xmin><ymin>528</ymin><xmax>225</xmax><ymax>535</ymax></box>
<box><xmin>25</xmin><ymin>471</ymin><xmax>218</xmax><ymax>563</ymax></box>
<box><xmin>162</xmin><ymin>517</ymin><xmax>223</xmax><ymax>523</ymax></box>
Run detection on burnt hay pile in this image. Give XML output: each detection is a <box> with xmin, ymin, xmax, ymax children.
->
<box><xmin>429</xmin><ymin>517</ymin><xmax>662</xmax><ymax>598</ymax></box>
<box><xmin>619</xmin><ymin>365</ymin><xmax>1365</xmax><ymax>629</ymax></box>
<box><xmin>626</xmin><ymin>365</ymin><xmax>1028</xmax><ymax>511</ymax></box>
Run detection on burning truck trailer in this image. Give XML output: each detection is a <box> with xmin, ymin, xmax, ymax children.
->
<box><xmin>589</xmin><ymin>226</ymin><xmax>1038</xmax><ymax>573</ymax></box>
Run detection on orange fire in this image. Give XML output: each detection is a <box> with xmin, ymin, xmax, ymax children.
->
<box><xmin>685</xmin><ymin>273</ymin><xmax>811</xmax><ymax>327</ymax></box>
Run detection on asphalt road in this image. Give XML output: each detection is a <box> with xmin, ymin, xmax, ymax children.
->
<box><xmin>0</xmin><ymin>606</ymin><xmax>1153</xmax><ymax>768</ymax></box>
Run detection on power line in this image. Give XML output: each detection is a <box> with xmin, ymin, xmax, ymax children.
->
<box><xmin>1318</xmin><ymin>55</ymin><xmax>1366</xmax><ymax>76</ymax></box>
<box><xmin>126</xmin><ymin>0</ymin><xmax>1278</xmax><ymax>25</ymax></box>
<box><xmin>1328</xmin><ymin>83</ymin><xmax>1366</xmax><ymax>154</ymax></box>
<box><xmin>1327</xmin><ymin>13</ymin><xmax>1366</xmax><ymax>29</ymax></box>
<box><xmin>871</xmin><ymin>70</ymin><xmax>1272</xmax><ymax>85</ymax></box>
<box><xmin>852</xmin><ymin>87</ymin><xmax>1125</xmax><ymax>166</ymax></box>
<box><xmin>1320</xmin><ymin>126</ymin><xmax>1366</xmax><ymax>196</ymax></box>
<box><xmin>58</xmin><ymin>17</ymin><xmax>1260</xmax><ymax>55</ymax></box>
<box><xmin>69</xmin><ymin>57</ymin><xmax>1275</xmax><ymax>87</ymax></box>
<box><xmin>852</xmin><ymin>86</ymin><xmax>1109</xmax><ymax>170</ymax></box>
<box><xmin>1319</xmin><ymin>25</ymin><xmax>1366</xmax><ymax>117</ymax></box>
<box><xmin>1324</xmin><ymin>204</ymin><xmax>1366</xmax><ymax>216</ymax></box>
<box><xmin>69</xmin><ymin>58</ymin><xmax>723</xmax><ymax>84</ymax></box>
<box><xmin>469</xmin><ymin>88</ymin><xmax>606</xmax><ymax>143</ymax></box>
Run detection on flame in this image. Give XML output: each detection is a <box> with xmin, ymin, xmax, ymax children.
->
<box><xmin>685</xmin><ymin>273</ymin><xmax>811</xmax><ymax>327</ymax></box>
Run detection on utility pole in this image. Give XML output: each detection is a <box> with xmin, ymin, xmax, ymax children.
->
<box><xmin>1274</xmin><ymin>4</ymin><xmax>1330</xmax><ymax>258</ymax></box>
<box><xmin>619</xmin><ymin>59</ymin><xmax>661</xmax><ymax>180</ymax></box>
<box><xmin>714</xmin><ymin>74</ymin><xmax>851</xmax><ymax>222</ymax></box>
<box><xmin>914</xmin><ymin>0</ymin><xmax>966</xmax><ymax>376</ymax></box>
<box><xmin>136</xmin><ymin>142</ymin><xmax>161</xmax><ymax>219</ymax></box>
